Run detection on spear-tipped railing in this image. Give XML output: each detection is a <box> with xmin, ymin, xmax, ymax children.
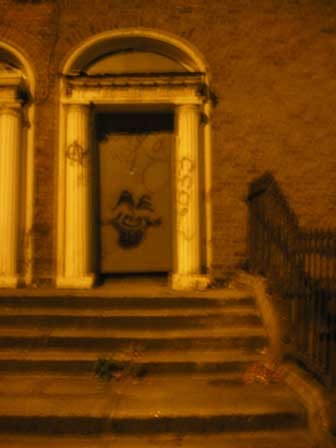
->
<box><xmin>247</xmin><ymin>173</ymin><xmax>336</xmax><ymax>387</ymax></box>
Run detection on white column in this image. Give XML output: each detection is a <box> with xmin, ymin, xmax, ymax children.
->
<box><xmin>57</xmin><ymin>104</ymin><xmax>95</xmax><ymax>288</ymax></box>
<box><xmin>172</xmin><ymin>104</ymin><xmax>210</xmax><ymax>290</ymax></box>
<box><xmin>0</xmin><ymin>106</ymin><xmax>21</xmax><ymax>287</ymax></box>
<box><xmin>204</xmin><ymin>101</ymin><xmax>213</xmax><ymax>275</ymax></box>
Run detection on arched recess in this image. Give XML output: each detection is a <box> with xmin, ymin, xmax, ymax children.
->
<box><xmin>57</xmin><ymin>29</ymin><xmax>213</xmax><ymax>290</ymax></box>
<box><xmin>0</xmin><ymin>42</ymin><xmax>35</xmax><ymax>287</ymax></box>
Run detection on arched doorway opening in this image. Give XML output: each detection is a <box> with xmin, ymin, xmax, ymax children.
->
<box><xmin>57</xmin><ymin>29</ymin><xmax>212</xmax><ymax>290</ymax></box>
<box><xmin>0</xmin><ymin>42</ymin><xmax>35</xmax><ymax>287</ymax></box>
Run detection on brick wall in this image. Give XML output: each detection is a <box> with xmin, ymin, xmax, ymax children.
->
<box><xmin>1</xmin><ymin>0</ymin><xmax>335</xmax><ymax>282</ymax></box>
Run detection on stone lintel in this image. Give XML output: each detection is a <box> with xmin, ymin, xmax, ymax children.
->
<box><xmin>62</xmin><ymin>74</ymin><xmax>206</xmax><ymax>106</ymax></box>
<box><xmin>65</xmin><ymin>73</ymin><xmax>205</xmax><ymax>88</ymax></box>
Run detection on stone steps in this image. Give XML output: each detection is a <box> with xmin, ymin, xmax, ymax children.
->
<box><xmin>0</xmin><ymin>315</ymin><xmax>268</xmax><ymax>372</ymax></box>
<box><xmin>0</xmin><ymin>304</ymin><xmax>257</xmax><ymax>315</ymax></box>
<box><xmin>0</xmin><ymin>295</ymin><xmax>256</xmax><ymax>309</ymax></box>
<box><xmin>0</xmin><ymin>327</ymin><xmax>268</xmax><ymax>355</ymax></box>
<box><xmin>0</xmin><ymin>288</ymin><xmax>313</xmax><ymax>447</ymax></box>
<box><xmin>0</xmin><ymin>348</ymin><xmax>264</xmax><ymax>374</ymax></box>
<box><xmin>0</xmin><ymin>310</ymin><xmax>262</xmax><ymax>328</ymax></box>
<box><xmin>0</xmin><ymin>430</ymin><xmax>314</xmax><ymax>448</ymax></box>
<box><xmin>0</xmin><ymin>325</ymin><xmax>267</xmax><ymax>337</ymax></box>
<box><xmin>0</xmin><ymin>374</ymin><xmax>307</xmax><ymax>435</ymax></box>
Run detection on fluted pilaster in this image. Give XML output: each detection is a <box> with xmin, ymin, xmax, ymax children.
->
<box><xmin>0</xmin><ymin>107</ymin><xmax>21</xmax><ymax>287</ymax></box>
<box><xmin>58</xmin><ymin>104</ymin><xmax>94</xmax><ymax>288</ymax></box>
<box><xmin>172</xmin><ymin>104</ymin><xmax>209</xmax><ymax>290</ymax></box>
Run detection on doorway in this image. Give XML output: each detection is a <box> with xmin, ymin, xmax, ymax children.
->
<box><xmin>58</xmin><ymin>29</ymin><xmax>211</xmax><ymax>289</ymax></box>
<box><xmin>96</xmin><ymin>112</ymin><xmax>174</xmax><ymax>275</ymax></box>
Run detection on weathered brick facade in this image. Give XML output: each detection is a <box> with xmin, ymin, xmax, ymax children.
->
<box><xmin>1</xmin><ymin>0</ymin><xmax>335</xmax><ymax>284</ymax></box>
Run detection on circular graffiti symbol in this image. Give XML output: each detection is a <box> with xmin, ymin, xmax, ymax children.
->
<box><xmin>65</xmin><ymin>140</ymin><xmax>88</xmax><ymax>165</ymax></box>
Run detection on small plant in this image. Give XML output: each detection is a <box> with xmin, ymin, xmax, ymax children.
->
<box><xmin>94</xmin><ymin>345</ymin><xmax>147</xmax><ymax>381</ymax></box>
<box><xmin>94</xmin><ymin>357</ymin><xmax>149</xmax><ymax>381</ymax></box>
<box><xmin>94</xmin><ymin>357</ymin><xmax>124</xmax><ymax>381</ymax></box>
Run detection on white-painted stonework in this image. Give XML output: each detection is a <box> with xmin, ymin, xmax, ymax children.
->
<box><xmin>0</xmin><ymin>43</ymin><xmax>35</xmax><ymax>288</ymax></box>
<box><xmin>56</xmin><ymin>105</ymin><xmax>95</xmax><ymax>288</ymax></box>
<box><xmin>171</xmin><ymin>105</ymin><xmax>201</xmax><ymax>288</ymax></box>
<box><xmin>58</xmin><ymin>29</ymin><xmax>212</xmax><ymax>290</ymax></box>
<box><xmin>0</xmin><ymin>104</ymin><xmax>21</xmax><ymax>287</ymax></box>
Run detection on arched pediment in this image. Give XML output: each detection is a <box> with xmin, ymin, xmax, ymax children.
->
<box><xmin>0</xmin><ymin>48</ymin><xmax>25</xmax><ymax>86</ymax></box>
<box><xmin>0</xmin><ymin>44</ymin><xmax>34</xmax><ymax>87</ymax></box>
<box><xmin>0</xmin><ymin>61</ymin><xmax>22</xmax><ymax>75</ymax></box>
<box><xmin>0</xmin><ymin>50</ymin><xmax>30</xmax><ymax>102</ymax></box>
<box><xmin>85</xmin><ymin>50</ymin><xmax>188</xmax><ymax>75</ymax></box>
<box><xmin>0</xmin><ymin>47</ymin><xmax>21</xmax><ymax>71</ymax></box>
<box><xmin>63</xmin><ymin>29</ymin><xmax>207</xmax><ymax>75</ymax></box>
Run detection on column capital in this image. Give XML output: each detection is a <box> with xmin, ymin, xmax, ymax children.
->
<box><xmin>65</xmin><ymin>103</ymin><xmax>91</xmax><ymax>114</ymax></box>
<box><xmin>0</xmin><ymin>102</ymin><xmax>22</xmax><ymax>118</ymax></box>
<box><xmin>175</xmin><ymin>103</ymin><xmax>200</xmax><ymax>113</ymax></box>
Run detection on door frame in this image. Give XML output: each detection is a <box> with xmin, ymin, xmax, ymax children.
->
<box><xmin>57</xmin><ymin>30</ymin><xmax>213</xmax><ymax>290</ymax></box>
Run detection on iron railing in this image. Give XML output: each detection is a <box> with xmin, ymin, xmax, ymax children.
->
<box><xmin>248</xmin><ymin>173</ymin><xmax>336</xmax><ymax>387</ymax></box>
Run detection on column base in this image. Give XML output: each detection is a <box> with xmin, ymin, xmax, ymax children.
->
<box><xmin>170</xmin><ymin>273</ymin><xmax>211</xmax><ymax>291</ymax></box>
<box><xmin>56</xmin><ymin>274</ymin><xmax>95</xmax><ymax>289</ymax></box>
<box><xmin>0</xmin><ymin>275</ymin><xmax>19</xmax><ymax>288</ymax></box>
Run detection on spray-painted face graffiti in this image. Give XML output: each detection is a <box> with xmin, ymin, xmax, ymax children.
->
<box><xmin>111</xmin><ymin>190</ymin><xmax>161</xmax><ymax>248</ymax></box>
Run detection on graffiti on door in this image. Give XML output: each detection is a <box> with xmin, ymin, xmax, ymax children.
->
<box><xmin>110</xmin><ymin>190</ymin><xmax>162</xmax><ymax>249</ymax></box>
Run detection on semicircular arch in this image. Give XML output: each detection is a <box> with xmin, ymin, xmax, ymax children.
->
<box><xmin>0</xmin><ymin>40</ymin><xmax>35</xmax><ymax>91</ymax></box>
<box><xmin>62</xmin><ymin>28</ymin><xmax>208</xmax><ymax>75</ymax></box>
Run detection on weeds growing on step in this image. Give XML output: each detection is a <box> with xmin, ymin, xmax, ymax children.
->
<box><xmin>94</xmin><ymin>344</ymin><xmax>147</xmax><ymax>381</ymax></box>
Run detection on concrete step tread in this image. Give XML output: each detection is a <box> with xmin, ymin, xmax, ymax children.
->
<box><xmin>0</xmin><ymin>430</ymin><xmax>314</xmax><ymax>447</ymax></box>
<box><xmin>0</xmin><ymin>287</ymin><xmax>252</xmax><ymax>299</ymax></box>
<box><xmin>0</xmin><ymin>326</ymin><xmax>267</xmax><ymax>338</ymax></box>
<box><xmin>0</xmin><ymin>348</ymin><xmax>265</xmax><ymax>362</ymax></box>
<box><xmin>0</xmin><ymin>296</ymin><xmax>256</xmax><ymax>311</ymax></box>
<box><xmin>0</xmin><ymin>372</ymin><xmax>269</xmax><ymax>392</ymax></box>
<box><xmin>0</xmin><ymin>372</ymin><xmax>248</xmax><ymax>389</ymax></box>
<box><xmin>0</xmin><ymin>306</ymin><xmax>259</xmax><ymax>317</ymax></box>
<box><xmin>0</xmin><ymin>374</ymin><xmax>305</xmax><ymax>418</ymax></box>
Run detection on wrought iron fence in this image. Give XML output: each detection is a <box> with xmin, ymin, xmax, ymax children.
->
<box><xmin>247</xmin><ymin>173</ymin><xmax>336</xmax><ymax>387</ymax></box>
